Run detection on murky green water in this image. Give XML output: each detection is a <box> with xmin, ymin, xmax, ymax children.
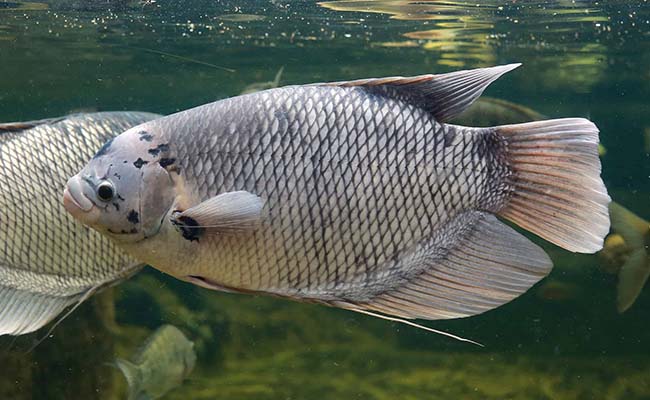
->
<box><xmin>1</xmin><ymin>1</ymin><xmax>650</xmax><ymax>399</ymax></box>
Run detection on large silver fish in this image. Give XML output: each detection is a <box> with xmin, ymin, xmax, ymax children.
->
<box><xmin>115</xmin><ymin>324</ymin><xmax>196</xmax><ymax>400</ymax></box>
<box><xmin>64</xmin><ymin>64</ymin><xmax>610</xmax><ymax>324</ymax></box>
<box><xmin>0</xmin><ymin>112</ymin><xmax>160</xmax><ymax>336</ymax></box>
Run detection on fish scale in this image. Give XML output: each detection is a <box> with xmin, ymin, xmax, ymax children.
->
<box><xmin>158</xmin><ymin>85</ymin><xmax>499</xmax><ymax>297</ymax></box>
<box><xmin>0</xmin><ymin>112</ymin><xmax>159</xmax><ymax>335</ymax></box>
<box><xmin>1</xmin><ymin>117</ymin><xmax>132</xmax><ymax>279</ymax></box>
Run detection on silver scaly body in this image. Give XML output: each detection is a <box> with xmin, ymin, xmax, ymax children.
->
<box><xmin>0</xmin><ymin>112</ymin><xmax>159</xmax><ymax>335</ymax></box>
<box><xmin>145</xmin><ymin>86</ymin><xmax>507</xmax><ymax>300</ymax></box>
<box><xmin>68</xmin><ymin>65</ymin><xmax>610</xmax><ymax>324</ymax></box>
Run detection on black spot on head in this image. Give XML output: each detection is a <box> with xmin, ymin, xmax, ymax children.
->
<box><xmin>159</xmin><ymin>158</ymin><xmax>176</xmax><ymax>168</ymax></box>
<box><xmin>107</xmin><ymin>227</ymin><xmax>138</xmax><ymax>235</ymax></box>
<box><xmin>113</xmin><ymin>172</ymin><xmax>121</xmax><ymax>180</ymax></box>
<box><xmin>133</xmin><ymin>158</ymin><xmax>148</xmax><ymax>168</ymax></box>
<box><xmin>171</xmin><ymin>213</ymin><xmax>203</xmax><ymax>242</ymax></box>
<box><xmin>138</xmin><ymin>130</ymin><xmax>154</xmax><ymax>141</ymax></box>
<box><xmin>148</xmin><ymin>143</ymin><xmax>170</xmax><ymax>156</ymax></box>
<box><xmin>117</xmin><ymin>194</ymin><xmax>125</xmax><ymax>201</ymax></box>
<box><xmin>113</xmin><ymin>203</ymin><xmax>120</xmax><ymax>211</ymax></box>
<box><xmin>93</xmin><ymin>138</ymin><xmax>114</xmax><ymax>159</ymax></box>
<box><xmin>127</xmin><ymin>209</ymin><xmax>140</xmax><ymax>224</ymax></box>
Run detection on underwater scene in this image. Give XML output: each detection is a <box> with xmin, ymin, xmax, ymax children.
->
<box><xmin>1</xmin><ymin>0</ymin><xmax>649</xmax><ymax>399</ymax></box>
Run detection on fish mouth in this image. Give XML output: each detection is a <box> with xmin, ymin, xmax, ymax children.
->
<box><xmin>63</xmin><ymin>176</ymin><xmax>95</xmax><ymax>214</ymax></box>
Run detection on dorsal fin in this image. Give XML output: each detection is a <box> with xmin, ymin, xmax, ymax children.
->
<box><xmin>314</xmin><ymin>63</ymin><xmax>521</xmax><ymax>122</ymax></box>
<box><xmin>0</xmin><ymin>117</ymin><xmax>66</xmax><ymax>133</ymax></box>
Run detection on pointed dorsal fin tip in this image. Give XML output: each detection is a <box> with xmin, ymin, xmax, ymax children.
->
<box><xmin>313</xmin><ymin>63</ymin><xmax>523</xmax><ymax>122</ymax></box>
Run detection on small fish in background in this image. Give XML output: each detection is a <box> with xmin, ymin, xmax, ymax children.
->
<box><xmin>0</xmin><ymin>112</ymin><xmax>160</xmax><ymax>336</ymax></box>
<box><xmin>239</xmin><ymin>66</ymin><xmax>285</xmax><ymax>95</ymax></box>
<box><xmin>65</xmin><ymin>64</ymin><xmax>610</xmax><ymax>342</ymax></box>
<box><xmin>454</xmin><ymin>96</ymin><xmax>608</xmax><ymax>157</ymax></box>
<box><xmin>115</xmin><ymin>324</ymin><xmax>196</xmax><ymax>400</ymax></box>
<box><xmin>600</xmin><ymin>202</ymin><xmax>650</xmax><ymax>312</ymax></box>
<box><xmin>451</xmin><ymin>96</ymin><xmax>546</xmax><ymax>127</ymax></box>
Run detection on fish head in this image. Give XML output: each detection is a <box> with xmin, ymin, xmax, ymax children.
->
<box><xmin>64</xmin><ymin>124</ymin><xmax>176</xmax><ymax>243</ymax></box>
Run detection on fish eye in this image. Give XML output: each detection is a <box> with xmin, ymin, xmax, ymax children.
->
<box><xmin>96</xmin><ymin>181</ymin><xmax>115</xmax><ymax>202</ymax></box>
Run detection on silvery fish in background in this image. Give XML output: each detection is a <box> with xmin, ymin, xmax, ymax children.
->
<box><xmin>115</xmin><ymin>324</ymin><xmax>196</xmax><ymax>400</ymax></box>
<box><xmin>0</xmin><ymin>112</ymin><xmax>160</xmax><ymax>336</ymax></box>
<box><xmin>64</xmin><ymin>64</ymin><xmax>610</xmax><ymax>328</ymax></box>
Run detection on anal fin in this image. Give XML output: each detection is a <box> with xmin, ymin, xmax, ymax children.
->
<box><xmin>336</xmin><ymin>212</ymin><xmax>552</xmax><ymax>321</ymax></box>
<box><xmin>0</xmin><ymin>284</ymin><xmax>80</xmax><ymax>336</ymax></box>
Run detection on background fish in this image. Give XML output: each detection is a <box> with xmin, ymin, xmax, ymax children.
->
<box><xmin>65</xmin><ymin>64</ymin><xmax>610</xmax><ymax>326</ymax></box>
<box><xmin>451</xmin><ymin>96</ymin><xmax>545</xmax><ymax>127</ymax></box>
<box><xmin>454</xmin><ymin>97</ymin><xmax>607</xmax><ymax>156</ymax></box>
<box><xmin>239</xmin><ymin>66</ymin><xmax>284</xmax><ymax>95</ymax></box>
<box><xmin>601</xmin><ymin>203</ymin><xmax>650</xmax><ymax>312</ymax></box>
<box><xmin>0</xmin><ymin>111</ymin><xmax>160</xmax><ymax>336</ymax></box>
<box><xmin>115</xmin><ymin>324</ymin><xmax>196</xmax><ymax>400</ymax></box>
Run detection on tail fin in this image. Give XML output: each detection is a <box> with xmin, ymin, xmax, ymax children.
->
<box><xmin>609</xmin><ymin>202</ymin><xmax>650</xmax><ymax>312</ymax></box>
<box><xmin>496</xmin><ymin>118</ymin><xmax>611</xmax><ymax>253</ymax></box>
<box><xmin>115</xmin><ymin>358</ymin><xmax>142</xmax><ymax>400</ymax></box>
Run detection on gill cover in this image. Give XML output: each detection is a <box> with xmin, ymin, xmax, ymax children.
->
<box><xmin>65</xmin><ymin>122</ymin><xmax>176</xmax><ymax>242</ymax></box>
<box><xmin>139</xmin><ymin>161</ymin><xmax>176</xmax><ymax>237</ymax></box>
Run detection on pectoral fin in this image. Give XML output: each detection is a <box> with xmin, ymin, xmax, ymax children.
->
<box><xmin>171</xmin><ymin>191</ymin><xmax>264</xmax><ymax>240</ymax></box>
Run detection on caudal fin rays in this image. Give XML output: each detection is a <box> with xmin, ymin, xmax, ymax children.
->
<box><xmin>496</xmin><ymin>118</ymin><xmax>610</xmax><ymax>253</ymax></box>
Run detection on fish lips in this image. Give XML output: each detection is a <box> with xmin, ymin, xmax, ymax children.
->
<box><xmin>63</xmin><ymin>176</ymin><xmax>99</xmax><ymax>221</ymax></box>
